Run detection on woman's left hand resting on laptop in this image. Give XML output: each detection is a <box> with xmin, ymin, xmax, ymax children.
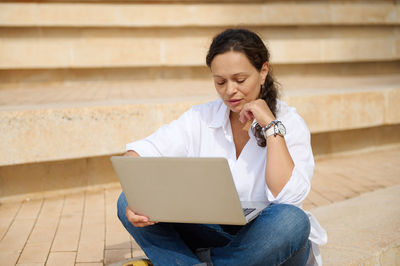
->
<box><xmin>123</xmin><ymin>151</ymin><xmax>158</xmax><ymax>228</ymax></box>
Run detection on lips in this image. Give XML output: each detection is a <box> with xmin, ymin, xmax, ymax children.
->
<box><xmin>228</xmin><ymin>99</ymin><xmax>242</xmax><ymax>106</ymax></box>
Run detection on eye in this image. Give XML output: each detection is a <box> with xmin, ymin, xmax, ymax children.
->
<box><xmin>216</xmin><ymin>81</ymin><xmax>225</xmax><ymax>85</ymax></box>
<box><xmin>237</xmin><ymin>79</ymin><xmax>245</xmax><ymax>84</ymax></box>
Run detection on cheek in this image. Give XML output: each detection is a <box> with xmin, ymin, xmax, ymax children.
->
<box><xmin>253</xmin><ymin>84</ymin><xmax>261</xmax><ymax>98</ymax></box>
<box><xmin>242</xmin><ymin>81</ymin><xmax>261</xmax><ymax>99</ymax></box>
<box><xmin>215</xmin><ymin>86</ymin><xmax>225</xmax><ymax>98</ymax></box>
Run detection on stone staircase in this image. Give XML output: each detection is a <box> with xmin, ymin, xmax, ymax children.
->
<box><xmin>0</xmin><ymin>0</ymin><xmax>399</xmax><ymax>265</ymax></box>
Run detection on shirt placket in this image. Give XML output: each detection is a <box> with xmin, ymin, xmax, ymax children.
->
<box><xmin>222</xmin><ymin>120</ymin><xmax>238</xmax><ymax>169</ymax></box>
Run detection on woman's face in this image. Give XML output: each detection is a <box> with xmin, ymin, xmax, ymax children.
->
<box><xmin>210</xmin><ymin>51</ymin><xmax>268</xmax><ymax>115</ymax></box>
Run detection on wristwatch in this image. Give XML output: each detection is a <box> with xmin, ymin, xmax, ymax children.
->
<box><xmin>262</xmin><ymin>120</ymin><xmax>286</xmax><ymax>138</ymax></box>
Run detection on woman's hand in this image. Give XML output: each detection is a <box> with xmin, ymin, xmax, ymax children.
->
<box><xmin>239</xmin><ymin>99</ymin><xmax>275</xmax><ymax>127</ymax></box>
<box><xmin>123</xmin><ymin>150</ymin><xmax>157</xmax><ymax>227</ymax></box>
<box><xmin>124</xmin><ymin>150</ymin><xmax>139</xmax><ymax>157</ymax></box>
<box><xmin>126</xmin><ymin>206</ymin><xmax>158</xmax><ymax>227</ymax></box>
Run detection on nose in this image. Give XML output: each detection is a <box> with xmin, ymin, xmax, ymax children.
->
<box><xmin>226</xmin><ymin>81</ymin><xmax>237</xmax><ymax>96</ymax></box>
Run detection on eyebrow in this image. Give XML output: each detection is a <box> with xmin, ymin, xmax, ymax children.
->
<box><xmin>212</xmin><ymin>72</ymin><xmax>248</xmax><ymax>78</ymax></box>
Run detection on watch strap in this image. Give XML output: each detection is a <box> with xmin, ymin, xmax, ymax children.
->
<box><xmin>265</xmin><ymin>126</ymin><xmax>275</xmax><ymax>138</ymax></box>
<box><xmin>262</xmin><ymin>120</ymin><xmax>278</xmax><ymax>138</ymax></box>
<box><xmin>262</xmin><ymin>120</ymin><xmax>285</xmax><ymax>138</ymax></box>
<box><xmin>264</xmin><ymin>120</ymin><xmax>278</xmax><ymax>131</ymax></box>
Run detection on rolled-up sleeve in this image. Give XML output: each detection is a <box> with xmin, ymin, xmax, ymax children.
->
<box><xmin>126</xmin><ymin>108</ymin><xmax>194</xmax><ymax>157</ymax></box>
<box><xmin>266</xmin><ymin>114</ymin><xmax>314</xmax><ymax>207</ymax></box>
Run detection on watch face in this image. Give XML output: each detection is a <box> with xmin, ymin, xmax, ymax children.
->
<box><xmin>277</xmin><ymin>122</ymin><xmax>286</xmax><ymax>135</ymax></box>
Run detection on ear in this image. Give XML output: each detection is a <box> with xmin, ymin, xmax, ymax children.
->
<box><xmin>260</xmin><ymin>62</ymin><xmax>269</xmax><ymax>84</ymax></box>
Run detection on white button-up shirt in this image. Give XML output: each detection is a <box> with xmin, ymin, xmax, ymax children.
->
<box><xmin>126</xmin><ymin>98</ymin><xmax>327</xmax><ymax>265</ymax></box>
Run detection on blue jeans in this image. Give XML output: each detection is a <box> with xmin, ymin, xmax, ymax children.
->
<box><xmin>117</xmin><ymin>192</ymin><xmax>311</xmax><ymax>266</ymax></box>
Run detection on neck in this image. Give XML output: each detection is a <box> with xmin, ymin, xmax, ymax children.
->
<box><xmin>229</xmin><ymin>111</ymin><xmax>241</xmax><ymax>123</ymax></box>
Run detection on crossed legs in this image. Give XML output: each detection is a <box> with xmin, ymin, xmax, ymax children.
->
<box><xmin>117</xmin><ymin>192</ymin><xmax>310</xmax><ymax>266</ymax></box>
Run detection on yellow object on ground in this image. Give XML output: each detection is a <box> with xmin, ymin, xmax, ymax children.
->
<box><xmin>122</xmin><ymin>258</ymin><xmax>153</xmax><ymax>266</ymax></box>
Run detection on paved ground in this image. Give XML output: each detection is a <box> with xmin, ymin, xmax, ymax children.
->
<box><xmin>2</xmin><ymin>75</ymin><xmax>400</xmax><ymax>111</ymax></box>
<box><xmin>314</xmin><ymin>184</ymin><xmax>400</xmax><ymax>266</ymax></box>
<box><xmin>0</xmin><ymin>146</ymin><xmax>399</xmax><ymax>266</ymax></box>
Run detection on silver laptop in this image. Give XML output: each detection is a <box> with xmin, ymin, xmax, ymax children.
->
<box><xmin>110</xmin><ymin>156</ymin><xmax>268</xmax><ymax>225</ymax></box>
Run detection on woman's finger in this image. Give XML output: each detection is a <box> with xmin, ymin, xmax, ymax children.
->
<box><xmin>126</xmin><ymin>207</ymin><xmax>157</xmax><ymax>227</ymax></box>
<box><xmin>239</xmin><ymin>103</ymin><xmax>251</xmax><ymax>122</ymax></box>
<box><xmin>245</xmin><ymin>110</ymin><xmax>254</xmax><ymax>120</ymax></box>
<box><xmin>133</xmin><ymin>221</ymin><xmax>157</xmax><ymax>227</ymax></box>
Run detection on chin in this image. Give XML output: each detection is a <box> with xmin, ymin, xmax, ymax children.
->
<box><xmin>223</xmin><ymin>101</ymin><xmax>243</xmax><ymax>113</ymax></box>
<box><xmin>229</xmin><ymin>106</ymin><xmax>242</xmax><ymax>114</ymax></box>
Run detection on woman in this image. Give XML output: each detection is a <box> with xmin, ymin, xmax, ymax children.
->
<box><xmin>117</xmin><ymin>28</ymin><xmax>327</xmax><ymax>266</ymax></box>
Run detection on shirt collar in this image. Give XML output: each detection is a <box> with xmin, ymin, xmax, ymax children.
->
<box><xmin>208</xmin><ymin>99</ymin><xmax>230</xmax><ymax>130</ymax></box>
<box><xmin>207</xmin><ymin>99</ymin><xmax>257</xmax><ymax>140</ymax></box>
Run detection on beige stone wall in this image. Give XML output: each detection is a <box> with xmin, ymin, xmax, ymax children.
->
<box><xmin>0</xmin><ymin>26</ymin><xmax>398</xmax><ymax>68</ymax></box>
<box><xmin>2</xmin><ymin>2</ymin><xmax>399</xmax><ymax>27</ymax></box>
<box><xmin>0</xmin><ymin>0</ymin><xmax>399</xmax><ymax>198</ymax></box>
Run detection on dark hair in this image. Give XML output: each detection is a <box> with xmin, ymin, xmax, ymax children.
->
<box><xmin>206</xmin><ymin>28</ymin><xmax>279</xmax><ymax>147</ymax></box>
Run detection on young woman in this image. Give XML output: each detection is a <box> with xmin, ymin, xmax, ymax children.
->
<box><xmin>117</xmin><ymin>28</ymin><xmax>327</xmax><ymax>266</ymax></box>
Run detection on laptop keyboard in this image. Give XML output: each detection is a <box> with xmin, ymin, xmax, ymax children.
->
<box><xmin>243</xmin><ymin>208</ymin><xmax>256</xmax><ymax>217</ymax></box>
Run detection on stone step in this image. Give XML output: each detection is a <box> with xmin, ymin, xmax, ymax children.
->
<box><xmin>1</xmin><ymin>2</ymin><xmax>398</xmax><ymax>27</ymax></box>
<box><xmin>1</xmin><ymin>62</ymin><xmax>399</xmax><ymax>92</ymax></box>
<box><xmin>312</xmin><ymin>184</ymin><xmax>400</xmax><ymax>265</ymax></box>
<box><xmin>1</xmin><ymin>25</ymin><xmax>398</xmax><ymax>69</ymax></box>
<box><xmin>2</xmin><ymin>73</ymin><xmax>400</xmax><ymax>107</ymax></box>
<box><xmin>0</xmin><ymin>81</ymin><xmax>399</xmax><ymax>166</ymax></box>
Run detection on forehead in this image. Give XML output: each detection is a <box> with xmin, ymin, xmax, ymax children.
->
<box><xmin>210</xmin><ymin>51</ymin><xmax>256</xmax><ymax>77</ymax></box>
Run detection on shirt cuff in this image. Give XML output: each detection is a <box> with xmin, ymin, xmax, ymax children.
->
<box><xmin>266</xmin><ymin>166</ymin><xmax>310</xmax><ymax>207</ymax></box>
<box><xmin>126</xmin><ymin>140</ymin><xmax>161</xmax><ymax>157</ymax></box>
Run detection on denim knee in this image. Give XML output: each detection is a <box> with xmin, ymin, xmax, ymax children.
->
<box><xmin>265</xmin><ymin>204</ymin><xmax>310</xmax><ymax>245</ymax></box>
<box><xmin>117</xmin><ymin>192</ymin><xmax>129</xmax><ymax>224</ymax></box>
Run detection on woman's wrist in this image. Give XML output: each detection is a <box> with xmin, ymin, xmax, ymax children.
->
<box><xmin>259</xmin><ymin>117</ymin><xmax>276</xmax><ymax>128</ymax></box>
